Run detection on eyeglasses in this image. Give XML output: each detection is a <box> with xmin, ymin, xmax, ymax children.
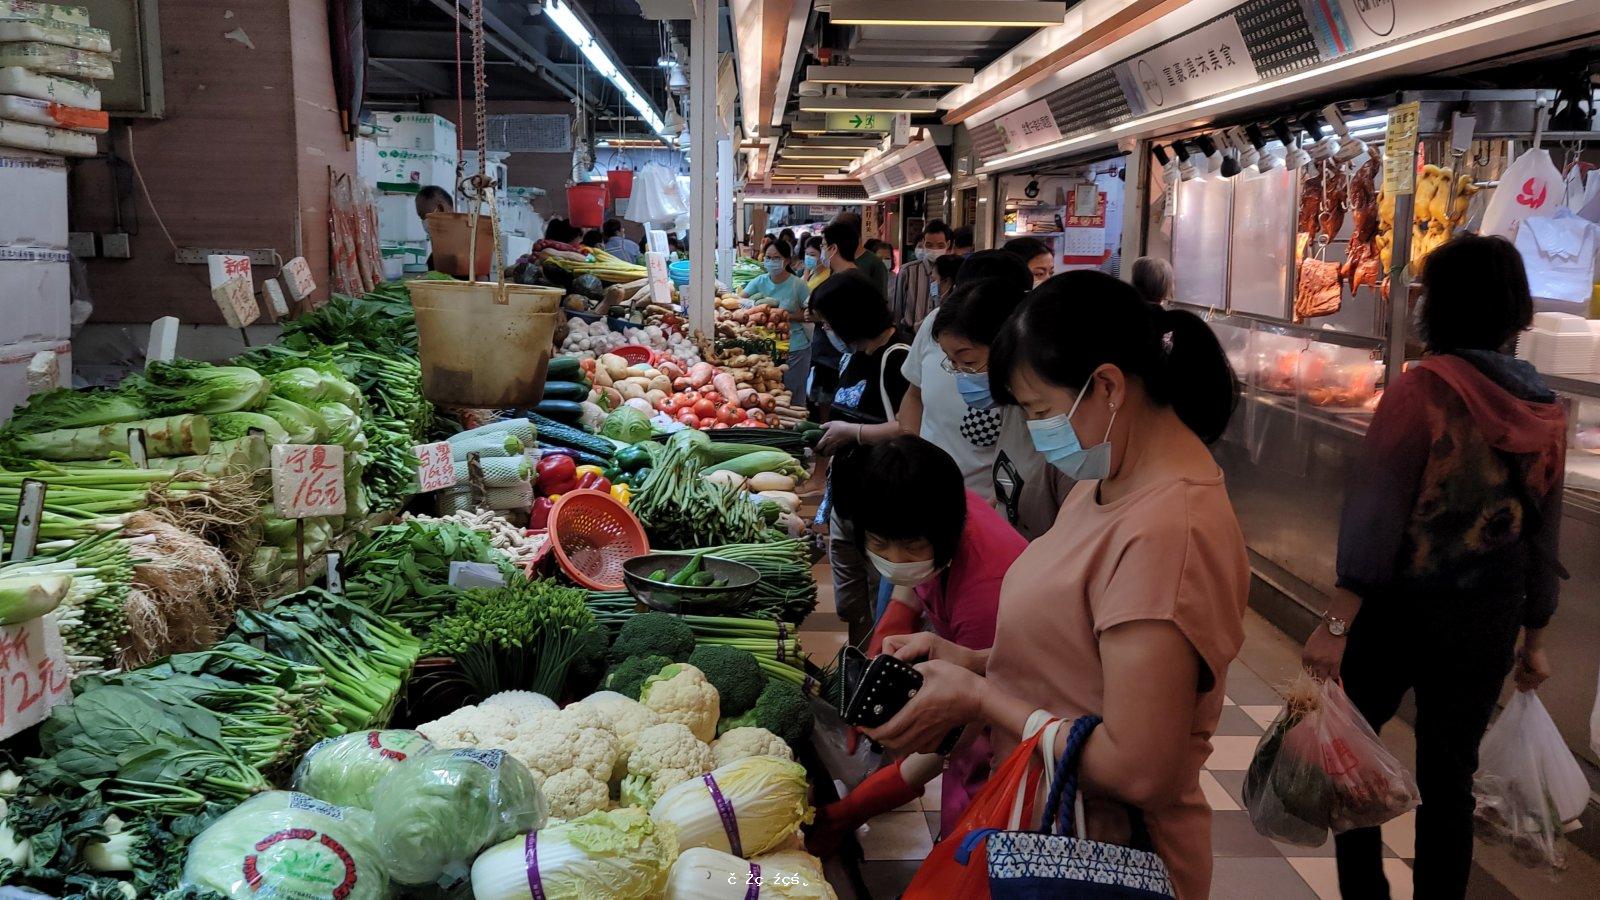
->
<box><xmin>939</xmin><ymin>357</ymin><xmax>987</xmax><ymax>375</ymax></box>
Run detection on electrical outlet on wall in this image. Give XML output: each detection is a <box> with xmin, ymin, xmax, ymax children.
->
<box><xmin>69</xmin><ymin>233</ymin><xmax>97</xmax><ymax>258</ymax></box>
<box><xmin>102</xmin><ymin>233</ymin><xmax>132</xmax><ymax>258</ymax></box>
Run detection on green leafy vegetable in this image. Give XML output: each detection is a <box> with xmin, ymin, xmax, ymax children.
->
<box><xmin>137</xmin><ymin>361</ymin><xmax>272</xmax><ymax>415</ymax></box>
<box><xmin>425</xmin><ymin>576</ymin><xmax>597</xmax><ymax>699</ymax></box>
<box><xmin>180</xmin><ymin>791</ymin><xmax>389</xmax><ymax>899</ymax></box>
<box><xmin>291</xmin><ymin>730</ymin><xmax>435</xmax><ymax>810</ymax></box>
<box><xmin>471</xmin><ymin>808</ymin><xmax>676</xmax><ymax>900</ymax></box>
<box><xmin>600</xmin><ymin>406</ymin><xmax>653</xmax><ymax>444</ymax></box>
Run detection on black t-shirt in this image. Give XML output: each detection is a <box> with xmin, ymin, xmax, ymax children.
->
<box><xmin>828</xmin><ymin>330</ymin><xmax>912</xmax><ymax>425</ymax></box>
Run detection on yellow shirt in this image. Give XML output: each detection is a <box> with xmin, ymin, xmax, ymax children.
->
<box><xmin>807</xmin><ymin>268</ymin><xmax>831</xmax><ymax>292</ymax></box>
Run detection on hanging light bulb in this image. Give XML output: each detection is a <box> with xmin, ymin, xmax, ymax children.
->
<box><xmin>1246</xmin><ymin>124</ymin><xmax>1277</xmax><ymax>172</ymax></box>
<box><xmin>1273</xmin><ymin>120</ymin><xmax>1311</xmax><ymax>169</ymax></box>
<box><xmin>1301</xmin><ymin>111</ymin><xmax>1339</xmax><ymax>161</ymax></box>
<box><xmin>1195</xmin><ymin>134</ymin><xmax>1222</xmax><ymax>174</ymax></box>
<box><xmin>1324</xmin><ymin>104</ymin><xmax>1369</xmax><ymax>167</ymax></box>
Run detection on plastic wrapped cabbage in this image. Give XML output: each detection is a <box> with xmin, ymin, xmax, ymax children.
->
<box><xmin>369</xmin><ymin>747</ymin><xmax>547</xmax><ymax>890</ymax></box>
<box><xmin>651</xmin><ymin>756</ymin><xmax>813</xmax><ymax>858</ymax></box>
<box><xmin>666</xmin><ymin>847</ymin><xmax>838</xmax><ymax>899</ymax></box>
<box><xmin>292</xmin><ymin>729</ymin><xmax>436</xmax><ymax>810</ymax></box>
<box><xmin>470</xmin><ymin>808</ymin><xmax>677</xmax><ymax>900</ymax></box>
<box><xmin>180</xmin><ymin>791</ymin><xmax>390</xmax><ymax>900</ymax></box>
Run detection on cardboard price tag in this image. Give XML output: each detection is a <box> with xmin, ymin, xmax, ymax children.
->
<box><xmin>208</xmin><ymin>254</ymin><xmax>262</xmax><ymax>328</ymax></box>
<box><xmin>414</xmin><ymin>441</ymin><xmax>456</xmax><ymax>493</ymax></box>
<box><xmin>645</xmin><ymin>251</ymin><xmax>674</xmax><ymax>306</ymax></box>
<box><xmin>0</xmin><ymin>617</ymin><xmax>73</xmax><ymax>742</ymax></box>
<box><xmin>281</xmin><ymin>256</ymin><xmax>317</xmax><ymax>301</ymax></box>
<box><xmin>271</xmin><ymin>444</ymin><xmax>346</xmax><ymax>518</ymax></box>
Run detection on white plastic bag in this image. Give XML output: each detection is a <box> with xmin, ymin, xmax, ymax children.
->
<box><xmin>1480</xmin><ymin>148</ymin><xmax>1563</xmax><ymax>239</ymax></box>
<box><xmin>1473</xmin><ymin>691</ymin><xmax>1589</xmax><ymax>872</ymax></box>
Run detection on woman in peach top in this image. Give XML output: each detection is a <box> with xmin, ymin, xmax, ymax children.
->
<box><xmin>865</xmin><ymin>272</ymin><xmax>1250</xmax><ymax>899</ymax></box>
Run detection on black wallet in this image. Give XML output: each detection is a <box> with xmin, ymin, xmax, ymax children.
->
<box><xmin>833</xmin><ymin>645</ymin><xmax>962</xmax><ymax>754</ymax></box>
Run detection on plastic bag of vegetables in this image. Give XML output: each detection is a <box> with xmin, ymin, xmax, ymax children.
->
<box><xmin>292</xmin><ymin>729</ymin><xmax>436</xmax><ymax>810</ymax></box>
<box><xmin>665</xmin><ymin>847</ymin><xmax>838</xmax><ymax>899</ymax></box>
<box><xmin>470</xmin><ymin>808</ymin><xmax>677</xmax><ymax>900</ymax></box>
<box><xmin>651</xmin><ymin>756</ymin><xmax>813</xmax><ymax>858</ymax></box>
<box><xmin>369</xmin><ymin>747</ymin><xmax>548</xmax><ymax>890</ymax></box>
<box><xmin>180</xmin><ymin>790</ymin><xmax>391</xmax><ymax>899</ymax></box>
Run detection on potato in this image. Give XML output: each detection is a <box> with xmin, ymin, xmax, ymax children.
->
<box><xmin>619</xmin><ymin>381</ymin><xmax>646</xmax><ymax>401</ymax></box>
<box><xmin>649</xmin><ymin>374</ymin><xmax>671</xmax><ymax>393</ymax></box>
<box><xmin>599</xmin><ymin>353</ymin><xmax>631</xmax><ymax>381</ymax></box>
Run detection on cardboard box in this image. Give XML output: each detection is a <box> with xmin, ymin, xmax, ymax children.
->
<box><xmin>371</xmin><ymin>113</ymin><xmax>457</xmax><ymax>153</ymax></box>
<box><xmin>377</xmin><ymin>191</ymin><xmax>428</xmax><ymax>244</ymax></box>
<box><xmin>0</xmin><ymin>246</ymin><xmax>70</xmax><ymax>342</ymax></box>
<box><xmin>0</xmin><ymin>148</ymin><xmax>66</xmax><ymax>248</ymax></box>
<box><xmin>0</xmin><ymin>338</ymin><xmax>71</xmax><ymax>424</ymax></box>
<box><xmin>375</xmin><ymin>148</ymin><xmax>457</xmax><ymax>193</ymax></box>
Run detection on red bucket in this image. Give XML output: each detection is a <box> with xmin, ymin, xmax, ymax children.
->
<box><xmin>605</xmin><ymin>169</ymin><xmax>635</xmax><ymax>205</ymax></box>
<box><xmin>567</xmin><ymin>182</ymin><xmax>607</xmax><ymax>228</ymax></box>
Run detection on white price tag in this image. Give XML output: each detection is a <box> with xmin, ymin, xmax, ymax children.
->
<box><xmin>208</xmin><ymin>254</ymin><xmax>262</xmax><ymax>328</ymax></box>
<box><xmin>0</xmin><ymin>617</ymin><xmax>73</xmax><ymax>742</ymax></box>
<box><xmin>646</xmin><ymin>251</ymin><xmax>674</xmax><ymax>306</ymax></box>
<box><xmin>263</xmin><ymin>279</ymin><xmax>290</xmax><ymax>317</ymax></box>
<box><xmin>146</xmin><ymin>316</ymin><xmax>179</xmax><ymax>366</ymax></box>
<box><xmin>271</xmin><ymin>444</ymin><xmax>346</xmax><ymax>518</ymax></box>
<box><xmin>413</xmin><ymin>441</ymin><xmax>456</xmax><ymax>493</ymax></box>
<box><xmin>282</xmin><ymin>256</ymin><xmax>317</xmax><ymax>301</ymax></box>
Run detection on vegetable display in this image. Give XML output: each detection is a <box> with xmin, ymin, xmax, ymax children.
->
<box><xmin>370</xmin><ymin>747</ymin><xmax>548</xmax><ymax>890</ymax></box>
<box><xmin>341</xmin><ymin>519</ymin><xmax>498</xmax><ymax>630</ymax></box>
<box><xmin>292</xmin><ymin>729</ymin><xmax>436</xmax><ymax>810</ymax></box>
<box><xmin>651</xmin><ymin>756</ymin><xmax>813</xmax><ymax>858</ymax></box>
<box><xmin>471</xmin><ymin>807</ymin><xmax>678</xmax><ymax>900</ymax></box>
<box><xmin>424</xmin><ymin>576</ymin><xmax>597</xmax><ymax>699</ymax></box>
<box><xmin>629</xmin><ymin>443</ymin><xmax>776</xmax><ymax>549</ymax></box>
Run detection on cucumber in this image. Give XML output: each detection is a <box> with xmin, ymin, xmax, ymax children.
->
<box><xmin>533</xmin><ymin>399</ymin><xmax>585</xmax><ymax>423</ymax></box>
<box><xmin>542</xmin><ymin>380</ymin><xmax>590</xmax><ymax>403</ymax></box>
<box><xmin>528</xmin><ymin>412</ymin><xmax>617</xmax><ymax>459</ymax></box>
<box><xmin>547</xmin><ymin>356</ymin><xmax>584</xmax><ymax>381</ymax></box>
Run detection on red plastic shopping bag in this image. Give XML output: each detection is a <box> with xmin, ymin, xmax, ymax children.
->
<box><xmin>903</xmin><ymin>716</ymin><xmax>1062</xmax><ymax>900</ymax></box>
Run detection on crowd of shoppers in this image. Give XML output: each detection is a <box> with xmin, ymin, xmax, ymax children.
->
<box><xmin>777</xmin><ymin>209</ymin><xmax>1566</xmax><ymax>900</ymax></box>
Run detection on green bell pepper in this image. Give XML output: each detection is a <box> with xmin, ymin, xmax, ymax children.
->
<box><xmin>614</xmin><ymin>444</ymin><xmax>655</xmax><ymax>472</ymax></box>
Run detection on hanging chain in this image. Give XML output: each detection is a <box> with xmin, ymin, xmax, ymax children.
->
<box><xmin>471</xmin><ymin>0</ymin><xmax>488</xmax><ymax>184</ymax></box>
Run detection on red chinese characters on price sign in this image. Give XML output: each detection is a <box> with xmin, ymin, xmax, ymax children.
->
<box><xmin>0</xmin><ymin>618</ymin><xmax>73</xmax><ymax>741</ymax></box>
<box><xmin>272</xmin><ymin>444</ymin><xmax>347</xmax><ymax>518</ymax></box>
<box><xmin>208</xmin><ymin>254</ymin><xmax>262</xmax><ymax>329</ymax></box>
<box><xmin>414</xmin><ymin>441</ymin><xmax>456</xmax><ymax>493</ymax></box>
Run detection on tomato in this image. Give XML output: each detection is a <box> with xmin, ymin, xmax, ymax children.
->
<box><xmin>692</xmin><ymin>399</ymin><xmax>716</xmax><ymax>418</ymax></box>
<box><xmin>730</xmin><ymin>406</ymin><xmax>747</xmax><ymax>423</ymax></box>
<box><xmin>699</xmin><ymin>418</ymin><xmax>717</xmax><ymax>429</ymax></box>
<box><xmin>711</xmin><ymin>422</ymin><xmax>730</xmax><ymax>429</ymax></box>
<box><xmin>701</xmin><ymin>391</ymin><xmax>721</xmax><ymax>404</ymax></box>
<box><xmin>676</xmin><ymin>408</ymin><xmax>698</xmax><ymax>425</ymax></box>
<box><xmin>715</xmin><ymin>406</ymin><xmax>736</xmax><ymax>425</ymax></box>
<box><xmin>657</xmin><ymin>397</ymin><xmax>676</xmax><ymax>413</ymax></box>
<box><xmin>681</xmin><ymin>391</ymin><xmax>701</xmax><ymax>405</ymax></box>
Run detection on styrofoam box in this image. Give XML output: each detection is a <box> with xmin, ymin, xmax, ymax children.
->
<box><xmin>381</xmin><ymin>242</ymin><xmax>428</xmax><ymax>280</ymax></box>
<box><xmin>375</xmin><ymin>148</ymin><xmax>456</xmax><ymax>193</ymax></box>
<box><xmin>0</xmin><ymin>338</ymin><xmax>70</xmax><ymax>424</ymax></box>
<box><xmin>371</xmin><ymin>112</ymin><xmax>457</xmax><ymax>153</ymax></box>
<box><xmin>377</xmin><ymin>191</ymin><xmax>428</xmax><ymax>244</ymax></box>
<box><xmin>354</xmin><ymin>136</ymin><xmax>381</xmax><ymax>188</ymax></box>
<box><xmin>0</xmin><ymin>245</ymin><xmax>69</xmax><ymax>342</ymax></box>
<box><xmin>0</xmin><ymin>148</ymin><xmax>66</xmax><ymax>248</ymax></box>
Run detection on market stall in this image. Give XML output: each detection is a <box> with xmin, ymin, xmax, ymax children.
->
<box><xmin>1134</xmin><ymin>90</ymin><xmax>1600</xmax><ymax>769</ymax></box>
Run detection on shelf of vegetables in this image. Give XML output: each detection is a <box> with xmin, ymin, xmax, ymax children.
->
<box><xmin>0</xmin><ymin>265</ymin><xmax>851</xmax><ymax>898</ymax></box>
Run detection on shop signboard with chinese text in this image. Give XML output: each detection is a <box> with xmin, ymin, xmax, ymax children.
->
<box><xmin>992</xmin><ymin>100</ymin><xmax>1063</xmax><ymax>156</ymax></box>
<box><xmin>208</xmin><ymin>254</ymin><xmax>261</xmax><ymax>328</ymax></box>
<box><xmin>1116</xmin><ymin>15</ymin><xmax>1259</xmax><ymax>116</ymax></box>
<box><xmin>1299</xmin><ymin>0</ymin><xmax>1511</xmax><ymax>60</ymax></box>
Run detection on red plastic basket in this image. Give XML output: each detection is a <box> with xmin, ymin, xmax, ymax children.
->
<box><xmin>549</xmin><ymin>489</ymin><xmax>649</xmax><ymax>590</ymax></box>
<box><xmin>612</xmin><ymin>344</ymin><xmax>653</xmax><ymax>366</ymax></box>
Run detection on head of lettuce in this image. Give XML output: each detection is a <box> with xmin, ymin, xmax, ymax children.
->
<box><xmin>470</xmin><ymin>807</ymin><xmax>677</xmax><ymax>900</ymax></box>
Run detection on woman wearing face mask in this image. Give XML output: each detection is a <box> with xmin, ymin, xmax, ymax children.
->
<box><xmin>865</xmin><ymin>271</ymin><xmax>1249</xmax><ymax>900</ymax></box>
<box><xmin>802</xmin><ymin>235</ymin><xmax>828</xmax><ymax>289</ymax></box>
<box><xmin>807</xmin><ymin>436</ymin><xmax>1027</xmax><ymax>852</ymax></box>
<box><xmin>742</xmin><ymin>238</ymin><xmax>812</xmax><ymax>400</ymax></box>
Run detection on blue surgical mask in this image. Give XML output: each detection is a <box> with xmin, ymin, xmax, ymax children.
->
<box><xmin>1026</xmin><ymin>374</ymin><xmax>1116</xmax><ymax>480</ymax></box>
<box><xmin>914</xmin><ymin>247</ymin><xmax>926</xmax><ymax>262</ymax></box>
<box><xmin>826</xmin><ymin>329</ymin><xmax>850</xmax><ymax>354</ymax></box>
<box><xmin>763</xmin><ymin>258</ymin><xmax>785</xmax><ymax>275</ymax></box>
<box><xmin>803</xmin><ymin>254</ymin><xmax>819</xmax><ymax>272</ymax></box>
<box><xmin>955</xmin><ymin>372</ymin><xmax>994</xmax><ymax>410</ymax></box>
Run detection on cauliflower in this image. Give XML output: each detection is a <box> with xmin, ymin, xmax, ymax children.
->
<box><xmin>639</xmin><ymin>663</ymin><xmax>720</xmax><ymax>743</ymax></box>
<box><xmin>712</xmin><ymin>727</ymin><xmax>795</xmax><ymax>768</ymax></box>
<box><xmin>573</xmin><ymin>691</ymin><xmax>664</xmax><ymax>781</ymax></box>
<box><xmin>416</xmin><ymin>704</ymin><xmax>522</xmax><ymax>747</ymax></box>
<box><xmin>622</xmin><ymin>722</ymin><xmax>713</xmax><ymax>808</ymax></box>
<box><xmin>480</xmin><ymin>690</ymin><xmax>558</xmax><ymax>719</ymax></box>
<box><xmin>504</xmin><ymin>712</ymin><xmax>618</xmax><ymax>784</ymax></box>
<box><xmin>540</xmin><ymin>767</ymin><xmax>611</xmax><ymax>821</ymax></box>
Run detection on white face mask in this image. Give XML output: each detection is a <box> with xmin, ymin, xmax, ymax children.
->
<box><xmin>923</xmin><ymin>247</ymin><xmax>946</xmax><ymax>263</ymax></box>
<box><xmin>868</xmin><ymin>551</ymin><xmax>939</xmax><ymax>586</ymax></box>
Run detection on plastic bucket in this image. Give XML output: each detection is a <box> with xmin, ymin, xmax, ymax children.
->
<box><xmin>410</xmin><ymin>279</ymin><xmax>564</xmax><ymax>407</ymax></box>
<box><xmin>567</xmin><ymin>182</ymin><xmax>607</xmax><ymax>228</ymax></box>
<box><xmin>424</xmin><ymin>212</ymin><xmax>495</xmax><ymax>278</ymax></box>
<box><xmin>605</xmin><ymin>169</ymin><xmax>635</xmax><ymax>205</ymax></box>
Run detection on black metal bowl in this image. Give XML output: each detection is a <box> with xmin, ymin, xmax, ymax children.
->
<box><xmin>622</xmin><ymin>552</ymin><xmax>760</xmax><ymax>615</ymax></box>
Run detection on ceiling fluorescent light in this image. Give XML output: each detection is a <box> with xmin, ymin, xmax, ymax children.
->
<box><xmin>829</xmin><ymin>1</ymin><xmax>1064</xmax><ymax>28</ymax></box>
<box><xmin>790</xmin><ymin>138</ymin><xmax>884</xmax><ymax>150</ymax></box>
<box><xmin>798</xmin><ymin>97</ymin><xmax>940</xmax><ymax>114</ymax></box>
<box><xmin>779</xmin><ymin>149</ymin><xmax>866</xmax><ymax>159</ymax></box>
<box><xmin>774</xmin><ymin>163</ymin><xmax>848</xmax><ymax>169</ymax></box>
<box><xmin>546</xmin><ymin>0</ymin><xmax>666</xmax><ymax>134</ymax></box>
<box><xmin>804</xmin><ymin>65</ymin><xmax>975</xmax><ymax>86</ymax></box>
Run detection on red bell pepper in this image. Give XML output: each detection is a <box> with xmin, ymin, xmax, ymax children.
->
<box><xmin>575</xmin><ymin>472</ymin><xmax>612</xmax><ymax>493</ymax></box>
<box><xmin>530</xmin><ymin>496</ymin><xmax>555</xmax><ymax>530</ymax></box>
<box><xmin>536</xmin><ymin>454</ymin><xmax>578</xmax><ymax>496</ymax></box>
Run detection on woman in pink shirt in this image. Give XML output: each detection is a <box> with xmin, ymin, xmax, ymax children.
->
<box><xmin>808</xmin><ymin>436</ymin><xmax>1027</xmax><ymax>850</ymax></box>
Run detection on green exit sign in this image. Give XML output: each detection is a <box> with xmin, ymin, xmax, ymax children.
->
<box><xmin>824</xmin><ymin>112</ymin><xmax>891</xmax><ymax>132</ymax></box>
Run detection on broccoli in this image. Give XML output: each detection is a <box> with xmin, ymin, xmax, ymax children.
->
<box><xmin>715</xmin><ymin>678</ymin><xmax>812</xmax><ymax>748</ymax></box>
<box><xmin>570</xmin><ymin>622</ymin><xmax>612</xmax><ymax>684</ymax></box>
<box><xmin>604</xmin><ymin>654</ymin><xmax>673</xmax><ymax>700</ymax></box>
<box><xmin>687</xmin><ymin>644</ymin><xmax>763</xmax><ymax>716</ymax></box>
<box><xmin>608</xmin><ymin>612</ymin><xmax>695</xmax><ymax>664</ymax></box>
